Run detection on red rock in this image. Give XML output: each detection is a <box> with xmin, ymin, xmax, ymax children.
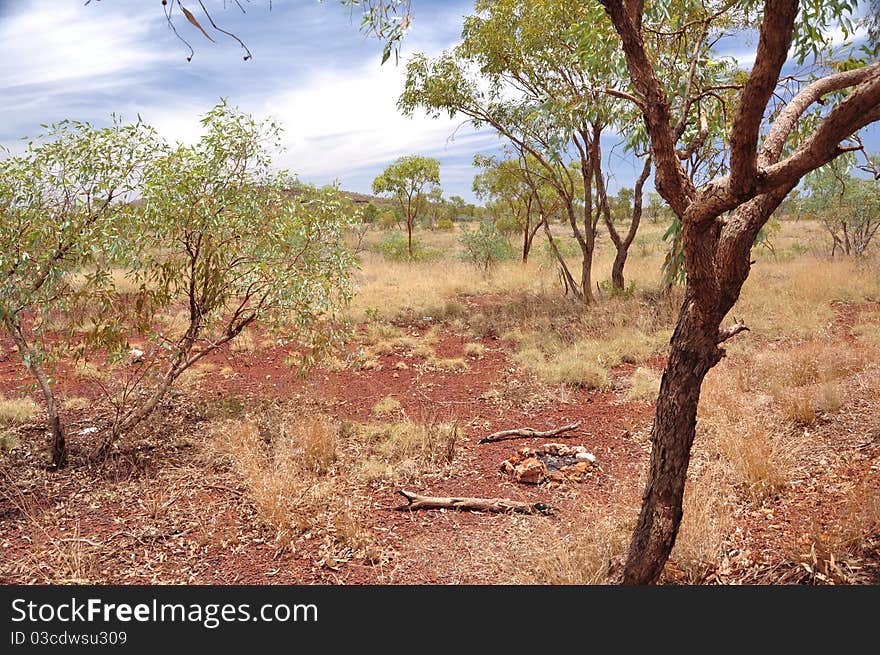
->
<box><xmin>571</xmin><ymin>462</ymin><xmax>591</xmax><ymax>474</ymax></box>
<box><xmin>514</xmin><ymin>457</ymin><xmax>547</xmax><ymax>484</ymax></box>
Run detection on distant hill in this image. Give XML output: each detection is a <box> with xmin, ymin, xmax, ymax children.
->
<box><xmin>282</xmin><ymin>183</ymin><xmax>393</xmax><ymax>209</ymax></box>
<box><xmin>339</xmin><ymin>190</ymin><xmax>391</xmax><ymax>206</ymax></box>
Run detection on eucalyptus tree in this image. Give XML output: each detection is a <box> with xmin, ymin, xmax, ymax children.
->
<box><xmin>92</xmin><ymin>102</ymin><xmax>356</xmax><ymax>460</ymax></box>
<box><xmin>596</xmin><ymin>0</ymin><xmax>880</xmax><ymax>583</ymax></box>
<box><xmin>400</xmin><ymin>0</ymin><xmax>708</xmax><ymax>298</ymax></box>
<box><xmin>371</xmin><ymin>155</ymin><xmax>441</xmax><ymax>259</ymax></box>
<box><xmin>0</xmin><ymin>119</ymin><xmax>157</xmax><ymax>468</ymax></box>
<box><xmin>598</xmin><ymin>156</ymin><xmax>653</xmax><ymax>290</ymax></box>
<box><xmin>400</xmin><ymin>0</ymin><xmax>629</xmax><ymax>302</ymax></box>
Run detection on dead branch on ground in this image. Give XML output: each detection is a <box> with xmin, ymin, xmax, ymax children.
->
<box><xmin>478</xmin><ymin>421</ymin><xmax>582</xmax><ymax>444</ymax></box>
<box><xmin>395</xmin><ymin>490</ymin><xmax>552</xmax><ymax>515</ymax></box>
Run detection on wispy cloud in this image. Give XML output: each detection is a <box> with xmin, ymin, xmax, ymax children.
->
<box><xmin>0</xmin><ymin>0</ymin><xmax>499</xmax><ymax>200</ymax></box>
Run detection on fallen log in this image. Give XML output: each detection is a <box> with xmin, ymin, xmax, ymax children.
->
<box><xmin>478</xmin><ymin>421</ymin><xmax>582</xmax><ymax>444</ymax></box>
<box><xmin>395</xmin><ymin>490</ymin><xmax>552</xmax><ymax>515</ymax></box>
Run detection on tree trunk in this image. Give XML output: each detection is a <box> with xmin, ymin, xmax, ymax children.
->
<box><xmin>407</xmin><ymin>217</ymin><xmax>414</xmax><ymax>259</ymax></box>
<box><xmin>7</xmin><ymin>322</ymin><xmax>67</xmax><ymax>469</ymax></box>
<box><xmin>581</xmin><ymin>245</ymin><xmax>595</xmax><ymax>303</ymax></box>
<box><xmin>622</xmin><ymin>187</ymin><xmax>791</xmax><ymax>584</ymax></box>
<box><xmin>611</xmin><ymin>249</ymin><xmax>627</xmax><ymax>290</ymax></box>
<box><xmin>93</xmin><ymin>375</ymin><xmax>174</xmax><ymax>462</ymax></box>
<box><xmin>620</xmin><ymin>299</ymin><xmax>721</xmax><ymax>584</ymax></box>
<box><xmin>542</xmin><ymin>219</ymin><xmax>582</xmax><ymax>301</ymax></box>
<box><xmin>599</xmin><ymin>156</ymin><xmax>651</xmax><ymax>291</ymax></box>
<box><xmin>35</xmin><ymin>361</ymin><xmax>66</xmax><ymax>469</ymax></box>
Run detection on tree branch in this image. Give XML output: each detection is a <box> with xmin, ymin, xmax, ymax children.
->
<box><xmin>478</xmin><ymin>421</ymin><xmax>583</xmax><ymax>444</ymax></box>
<box><xmin>395</xmin><ymin>490</ymin><xmax>553</xmax><ymax>515</ymax></box>
<box><xmin>716</xmin><ymin>320</ymin><xmax>750</xmax><ymax>343</ymax></box>
<box><xmin>761</xmin><ymin>71</ymin><xmax>880</xmax><ymax>191</ymax></box>
<box><xmin>759</xmin><ymin>62</ymin><xmax>880</xmax><ymax>166</ymax></box>
<box><xmin>729</xmin><ymin>0</ymin><xmax>799</xmax><ymax>195</ymax></box>
<box><xmin>599</xmin><ymin>0</ymin><xmax>693</xmax><ymax>217</ymax></box>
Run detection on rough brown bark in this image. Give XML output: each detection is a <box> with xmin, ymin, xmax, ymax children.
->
<box><xmin>601</xmin><ymin>0</ymin><xmax>880</xmax><ymax>584</ymax></box>
<box><xmin>598</xmin><ymin>0</ymin><xmax>695</xmax><ymax>216</ymax></box>
<box><xmin>620</xmin><ymin>302</ymin><xmax>721</xmax><ymax>583</ymax></box>
<box><xmin>728</xmin><ymin>0</ymin><xmax>799</xmax><ymax>195</ymax></box>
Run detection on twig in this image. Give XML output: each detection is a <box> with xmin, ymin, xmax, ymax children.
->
<box><xmin>202</xmin><ymin>483</ymin><xmax>247</xmax><ymax>498</ymax></box>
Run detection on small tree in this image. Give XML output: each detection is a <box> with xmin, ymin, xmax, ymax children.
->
<box><xmin>371</xmin><ymin>155</ymin><xmax>440</xmax><ymax>258</ymax></box>
<box><xmin>92</xmin><ymin>102</ymin><xmax>356</xmax><ymax>459</ymax></box>
<box><xmin>804</xmin><ymin>155</ymin><xmax>880</xmax><ymax>256</ymax></box>
<box><xmin>458</xmin><ymin>217</ymin><xmax>514</xmax><ymax>271</ymax></box>
<box><xmin>362</xmin><ymin>201</ymin><xmax>380</xmax><ymax>224</ymax></box>
<box><xmin>0</xmin><ymin>118</ymin><xmax>157</xmax><ymax>468</ymax></box>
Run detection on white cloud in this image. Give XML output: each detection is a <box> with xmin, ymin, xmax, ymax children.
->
<box><xmin>261</xmin><ymin>59</ymin><xmax>493</xmax><ymax>179</ymax></box>
<box><xmin>0</xmin><ymin>0</ymin><xmax>503</xmax><ymax>200</ymax></box>
<box><xmin>0</xmin><ymin>4</ymin><xmax>170</xmax><ymax>91</ymax></box>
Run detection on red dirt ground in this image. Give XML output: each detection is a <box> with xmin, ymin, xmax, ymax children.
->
<box><xmin>1</xmin><ymin>304</ymin><xmax>878</xmax><ymax>585</ymax></box>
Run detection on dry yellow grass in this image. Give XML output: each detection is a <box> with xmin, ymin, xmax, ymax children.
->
<box><xmin>463</xmin><ymin>342</ymin><xmax>486</xmax><ymax>357</ymax></box>
<box><xmin>526</xmin><ymin>505</ymin><xmax>637</xmax><ymax>584</ymax></box>
<box><xmin>371</xmin><ymin>396</ymin><xmax>402</xmax><ymax>417</ymax></box>
<box><xmin>670</xmin><ymin>468</ymin><xmax>735</xmax><ymax>583</ymax></box>
<box><xmin>698</xmin><ymin>360</ymin><xmax>806</xmax><ymax>502</ymax></box>
<box><xmin>730</xmin><ymin>256</ymin><xmax>880</xmax><ymax>340</ymax></box>
<box><xmin>229</xmin><ymin>328</ymin><xmax>258</xmax><ymax>353</ymax></box>
<box><xmin>206</xmin><ymin>413</ymin><xmax>382</xmax><ymax>564</ymax></box>
<box><xmin>515</xmin><ymin>346</ymin><xmax>611</xmax><ymax>390</ymax></box>
<box><xmin>625</xmin><ymin>367</ymin><xmax>661</xmax><ymax>402</ymax></box>
<box><xmin>853</xmin><ymin>314</ymin><xmax>880</xmax><ymax>348</ymax></box>
<box><xmin>512</xmin><ymin>326</ymin><xmax>668</xmax><ymax>390</ymax></box>
<box><xmin>343</xmin><ymin>419</ymin><xmax>460</xmax><ymax>483</ymax></box>
<box><xmin>74</xmin><ymin>361</ymin><xmax>111</xmax><ymax>383</ymax></box>
<box><xmin>0</xmin><ymin>395</ymin><xmax>39</xmax><ymax>426</ymax></box>
<box><xmin>178</xmin><ymin>362</ymin><xmax>218</xmax><ymax>388</ymax></box>
<box><xmin>349</xmin><ymin>252</ymin><xmax>562</xmax><ymax>322</ymax></box>
<box><xmin>427</xmin><ymin>356</ymin><xmax>469</xmax><ymax>372</ymax></box>
<box><xmin>61</xmin><ymin>396</ymin><xmax>92</xmax><ymax>412</ymax></box>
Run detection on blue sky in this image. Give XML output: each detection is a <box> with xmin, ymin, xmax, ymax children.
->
<box><xmin>0</xmin><ymin>1</ymin><xmax>876</xmax><ymax>202</ymax></box>
<box><xmin>0</xmin><ymin>0</ymin><xmax>504</xmax><ymax>202</ymax></box>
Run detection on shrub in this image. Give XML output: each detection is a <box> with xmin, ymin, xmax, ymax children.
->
<box><xmin>92</xmin><ymin>102</ymin><xmax>356</xmax><ymax>460</ymax></box>
<box><xmin>459</xmin><ymin>218</ymin><xmax>514</xmax><ymax>270</ymax></box>
<box><xmin>540</xmin><ymin>234</ymin><xmax>580</xmax><ymax>260</ymax></box>
<box><xmin>375</xmin><ymin>231</ymin><xmax>438</xmax><ymax>261</ymax></box>
<box><xmin>0</xmin><ymin>395</ymin><xmax>39</xmax><ymax>427</ymax></box>
<box><xmin>599</xmin><ymin>279</ymin><xmax>637</xmax><ymax>298</ymax></box>
<box><xmin>377</xmin><ymin>211</ymin><xmax>399</xmax><ymax>229</ymax></box>
<box><xmin>436</xmin><ymin>216</ymin><xmax>454</xmax><ymax>230</ymax></box>
<box><xmin>0</xmin><ymin>117</ymin><xmax>157</xmax><ymax>467</ymax></box>
<box><xmin>495</xmin><ymin>214</ymin><xmax>521</xmax><ymax>235</ymax></box>
<box><xmin>372</xmin><ymin>396</ymin><xmax>402</xmax><ymax>416</ymax></box>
